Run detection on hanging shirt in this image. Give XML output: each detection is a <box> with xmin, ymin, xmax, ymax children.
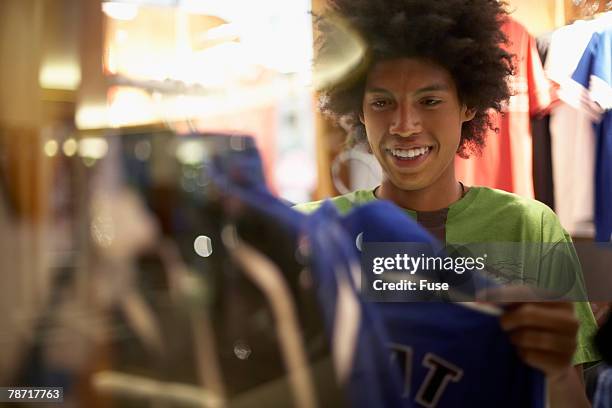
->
<box><xmin>531</xmin><ymin>33</ymin><xmax>556</xmax><ymax>210</ymax></box>
<box><xmin>565</xmin><ymin>26</ymin><xmax>612</xmax><ymax>242</ymax></box>
<box><xmin>544</xmin><ymin>15</ymin><xmax>612</xmax><ymax>237</ymax></box>
<box><xmin>454</xmin><ymin>18</ymin><xmax>556</xmax><ymax>199</ymax></box>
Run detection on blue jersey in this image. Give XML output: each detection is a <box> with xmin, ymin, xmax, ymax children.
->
<box><xmin>571</xmin><ymin>28</ymin><xmax>612</xmax><ymax>242</ymax></box>
<box><xmin>380</xmin><ymin>302</ymin><xmax>544</xmax><ymax>408</ymax></box>
<box><xmin>340</xmin><ymin>201</ymin><xmax>545</xmax><ymax>408</ymax></box>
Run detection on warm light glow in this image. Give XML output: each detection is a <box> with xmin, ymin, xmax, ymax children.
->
<box><xmin>78</xmin><ymin>137</ymin><xmax>109</xmax><ymax>159</ymax></box>
<box><xmin>43</xmin><ymin>140</ymin><xmax>59</xmax><ymax>157</ymax></box>
<box><xmin>198</xmin><ymin>23</ymin><xmax>239</xmax><ymax>44</ymax></box>
<box><xmin>108</xmin><ymin>87</ymin><xmax>157</xmax><ymax>127</ymax></box>
<box><xmin>39</xmin><ymin>62</ymin><xmax>81</xmax><ymax>90</ymax></box>
<box><xmin>102</xmin><ymin>2</ymin><xmax>139</xmax><ymax>21</ymax></box>
<box><xmin>116</xmin><ymin>29</ymin><xmax>128</xmax><ymax>44</ymax></box>
<box><xmin>94</xmin><ymin>0</ymin><xmax>317</xmax><ymax>130</ymax></box>
<box><xmin>76</xmin><ymin>105</ymin><xmax>109</xmax><ymax>130</ymax></box>
<box><xmin>187</xmin><ymin>42</ymin><xmax>252</xmax><ymax>87</ymax></box>
<box><xmin>63</xmin><ymin>139</ymin><xmax>78</xmax><ymax>157</ymax></box>
<box><xmin>311</xmin><ymin>13</ymin><xmax>366</xmax><ymax>90</ymax></box>
<box><xmin>102</xmin><ymin>0</ymin><xmax>313</xmax><ymax>83</ymax></box>
<box><xmin>176</xmin><ymin>140</ymin><xmax>206</xmax><ymax>165</ymax></box>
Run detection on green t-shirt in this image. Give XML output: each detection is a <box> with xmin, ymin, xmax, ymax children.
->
<box><xmin>295</xmin><ymin>187</ymin><xmax>600</xmax><ymax>365</ymax></box>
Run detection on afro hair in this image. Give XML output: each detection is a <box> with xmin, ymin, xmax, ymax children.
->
<box><xmin>315</xmin><ymin>0</ymin><xmax>515</xmax><ymax>157</ymax></box>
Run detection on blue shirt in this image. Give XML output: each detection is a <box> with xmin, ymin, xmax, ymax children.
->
<box><xmin>571</xmin><ymin>27</ymin><xmax>612</xmax><ymax>242</ymax></box>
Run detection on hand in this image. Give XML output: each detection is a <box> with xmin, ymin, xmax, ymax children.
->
<box><xmin>500</xmin><ymin>302</ymin><xmax>579</xmax><ymax>380</ymax></box>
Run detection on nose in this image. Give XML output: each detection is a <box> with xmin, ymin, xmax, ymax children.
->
<box><xmin>389</xmin><ymin>102</ymin><xmax>422</xmax><ymax>136</ymax></box>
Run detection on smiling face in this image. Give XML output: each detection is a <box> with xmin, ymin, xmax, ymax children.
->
<box><xmin>360</xmin><ymin>58</ymin><xmax>475</xmax><ymax>193</ymax></box>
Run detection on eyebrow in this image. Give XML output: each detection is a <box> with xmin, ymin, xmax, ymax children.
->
<box><xmin>364</xmin><ymin>83</ymin><xmax>451</xmax><ymax>95</ymax></box>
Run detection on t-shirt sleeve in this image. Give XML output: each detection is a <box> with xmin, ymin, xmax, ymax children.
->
<box><xmin>571</xmin><ymin>32</ymin><xmax>598</xmax><ymax>89</ymax></box>
<box><xmin>539</xmin><ymin>209</ymin><xmax>601</xmax><ymax>365</ymax></box>
<box><xmin>542</xmin><ymin>242</ymin><xmax>601</xmax><ymax>365</ymax></box>
<box><xmin>538</xmin><ymin>245</ymin><xmax>600</xmax><ymax>365</ymax></box>
<box><xmin>564</xmin><ymin>30</ymin><xmax>612</xmax><ymax>123</ymax></box>
<box><xmin>573</xmin><ymin>302</ymin><xmax>601</xmax><ymax>365</ymax></box>
<box><xmin>293</xmin><ymin>200</ymin><xmax>324</xmax><ymax>214</ymax></box>
<box><xmin>293</xmin><ymin>193</ymin><xmax>361</xmax><ymax>215</ymax></box>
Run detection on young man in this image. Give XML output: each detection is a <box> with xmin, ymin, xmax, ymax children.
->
<box><xmin>298</xmin><ymin>0</ymin><xmax>599</xmax><ymax>406</ymax></box>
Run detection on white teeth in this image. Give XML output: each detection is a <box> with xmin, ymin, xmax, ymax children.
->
<box><xmin>390</xmin><ymin>147</ymin><xmax>430</xmax><ymax>159</ymax></box>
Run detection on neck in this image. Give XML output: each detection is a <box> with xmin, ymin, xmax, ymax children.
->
<box><xmin>377</xmin><ymin>172</ymin><xmax>463</xmax><ymax>212</ymax></box>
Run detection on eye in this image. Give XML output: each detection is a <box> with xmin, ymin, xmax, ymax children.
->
<box><xmin>370</xmin><ymin>99</ymin><xmax>393</xmax><ymax>110</ymax></box>
<box><xmin>421</xmin><ymin>98</ymin><xmax>442</xmax><ymax>107</ymax></box>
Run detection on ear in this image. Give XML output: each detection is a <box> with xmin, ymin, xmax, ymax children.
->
<box><xmin>359</xmin><ymin>111</ymin><xmax>365</xmax><ymax>125</ymax></box>
<box><xmin>462</xmin><ymin>106</ymin><xmax>476</xmax><ymax>122</ymax></box>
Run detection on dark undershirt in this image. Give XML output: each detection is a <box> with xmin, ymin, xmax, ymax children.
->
<box><xmin>415</xmin><ymin>182</ymin><xmax>466</xmax><ymax>242</ymax></box>
<box><xmin>416</xmin><ymin>208</ymin><xmax>449</xmax><ymax>242</ymax></box>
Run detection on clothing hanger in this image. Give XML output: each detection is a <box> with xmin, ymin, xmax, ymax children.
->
<box><xmin>224</xmin><ymin>225</ymin><xmax>318</xmax><ymax>408</ymax></box>
<box><xmin>156</xmin><ymin>238</ymin><xmax>227</xmax><ymax>400</ymax></box>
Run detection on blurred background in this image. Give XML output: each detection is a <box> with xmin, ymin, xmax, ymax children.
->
<box><xmin>0</xmin><ymin>0</ymin><xmax>610</xmax><ymax>407</ymax></box>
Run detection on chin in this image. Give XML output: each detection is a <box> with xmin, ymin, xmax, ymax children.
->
<box><xmin>389</xmin><ymin>179</ymin><xmax>429</xmax><ymax>192</ymax></box>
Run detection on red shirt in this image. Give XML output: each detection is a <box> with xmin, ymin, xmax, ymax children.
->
<box><xmin>455</xmin><ymin>18</ymin><xmax>556</xmax><ymax>198</ymax></box>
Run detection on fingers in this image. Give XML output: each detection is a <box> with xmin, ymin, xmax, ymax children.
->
<box><xmin>500</xmin><ymin>302</ymin><xmax>580</xmax><ymax>378</ymax></box>
<box><xmin>477</xmin><ymin>285</ymin><xmax>563</xmax><ymax>303</ymax></box>
<box><xmin>500</xmin><ymin>302</ymin><xmax>578</xmax><ymax>333</ymax></box>
<box><xmin>509</xmin><ymin>329</ymin><xmax>577</xmax><ymax>355</ymax></box>
<box><xmin>515</xmin><ymin>348</ymin><xmax>575</xmax><ymax>378</ymax></box>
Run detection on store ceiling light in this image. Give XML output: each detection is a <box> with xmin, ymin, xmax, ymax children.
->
<box><xmin>39</xmin><ymin>62</ymin><xmax>81</xmax><ymax>90</ymax></box>
<box><xmin>102</xmin><ymin>2</ymin><xmax>139</xmax><ymax>21</ymax></box>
